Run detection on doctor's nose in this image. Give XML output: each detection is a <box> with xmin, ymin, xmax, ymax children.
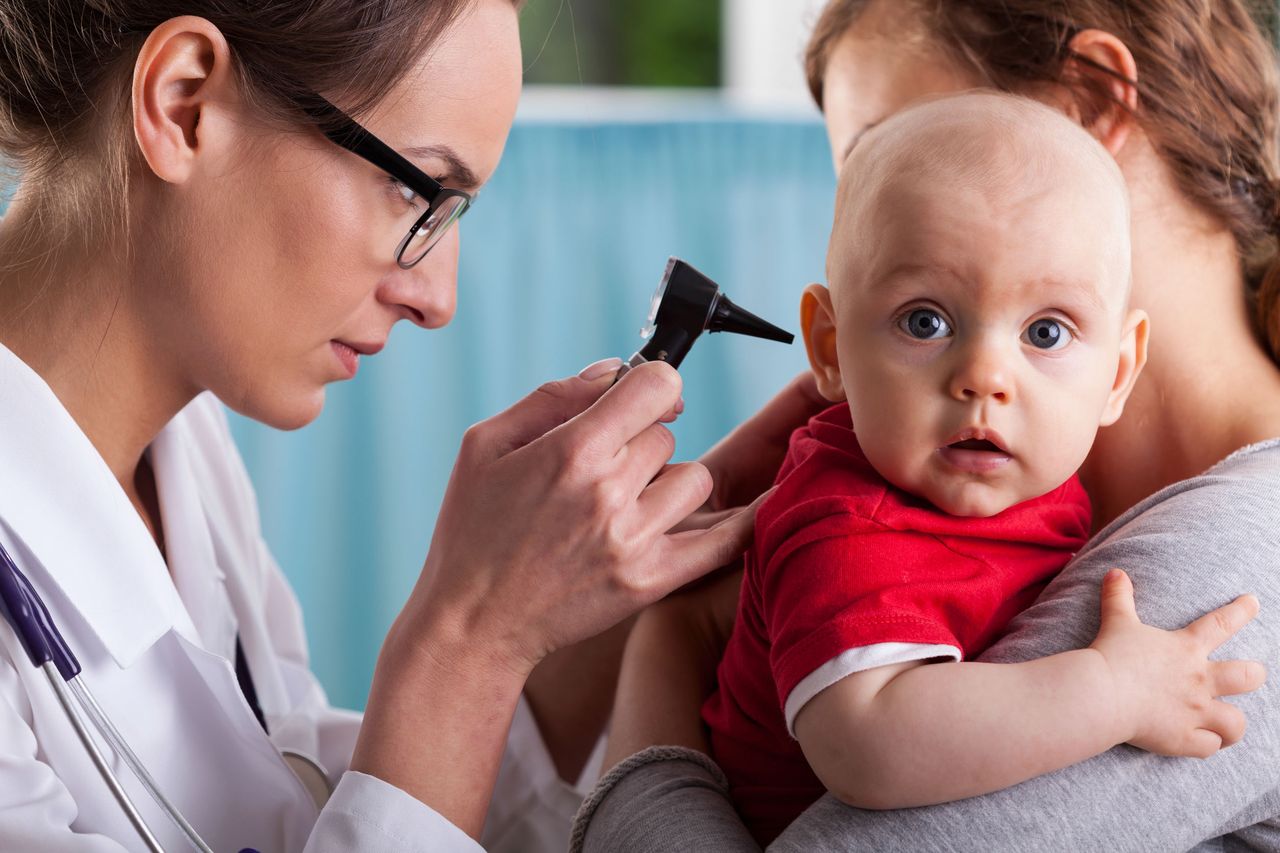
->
<box><xmin>379</xmin><ymin>226</ymin><xmax>460</xmax><ymax>329</ymax></box>
<box><xmin>948</xmin><ymin>340</ymin><xmax>1013</xmax><ymax>404</ymax></box>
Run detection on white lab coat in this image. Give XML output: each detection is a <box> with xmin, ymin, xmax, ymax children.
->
<box><xmin>0</xmin><ymin>342</ymin><xmax>598</xmax><ymax>851</ymax></box>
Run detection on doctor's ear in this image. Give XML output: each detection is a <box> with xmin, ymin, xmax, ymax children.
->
<box><xmin>800</xmin><ymin>284</ymin><xmax>846</xmax><ymax>403</ymax></box>
<box><xmin>131</xmin><ymin>16</ymin><xmax>239</xmax><ymax>185</ymax></box>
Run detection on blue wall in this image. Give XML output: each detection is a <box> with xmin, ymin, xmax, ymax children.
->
<box><xmin>4</xmin><ymin>109</ymin><xmax>837</xmax><ymax>709</ymax></box>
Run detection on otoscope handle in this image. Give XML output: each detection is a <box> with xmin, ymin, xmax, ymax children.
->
<box><xmin>610</xmin><ymin>352</ymin><xmax>649</xmax><ymax>385</ymax></box>
<box><xmin>613</xmin><ymin>317</ymin><xmax>699</xmax><ymax>385</ymax></box>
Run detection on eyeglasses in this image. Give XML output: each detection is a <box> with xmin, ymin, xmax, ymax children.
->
<box><xmin>297</xmin><ymin>94</ymin><xmax>473</xmax><ymax>269</ymax></box>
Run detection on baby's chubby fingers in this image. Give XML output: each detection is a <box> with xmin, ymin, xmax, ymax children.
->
<box><xmin>1212</xmin><ymin>658</ymin><xmax>1268</xmax><ymax>697</ymax></box>
<box><xmin>1097</xmin><ymin>569</ymin><xmax>1139</xmax><ymax>625</ymax></box>
<box><xmin>1184</xmin><ymin>594</ymin><xmax>1261</xmax><ymax>651</ymax></box>
<box><xmin>1179</xmin><ymin>728</ymin><xmax>1224</xmax><ymax>760</ymax></box>
<box><xmin>1202</xmin><ymin>700</ymin><xmax>1248</xmax><ymax>748</ymax></box>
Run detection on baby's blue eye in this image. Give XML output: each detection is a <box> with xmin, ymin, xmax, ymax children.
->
<box><xmin>899</xmin><ymin>308</ymin><xmax>952</xmax><ymax>340</ymax></box>
<box><xmin>1024</xmin><ymin>318</ymin><xmax>1072</xmax><ymax>350</ymax></box>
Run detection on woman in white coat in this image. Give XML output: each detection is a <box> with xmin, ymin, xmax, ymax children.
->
<box><xmin>0</xmin><ymin>1</ymin><xmax>815</xmax><ymax>849</ymax></box>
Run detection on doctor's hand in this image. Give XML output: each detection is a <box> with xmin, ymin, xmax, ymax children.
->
<box><xmin>355</xmin><ymin>360</ymin><xmax>762</xmax><ymax>837</ymax></box>
<box><xmin>403</xmin><ymin>359</ymin><xmax>759</xmax><ymax>676</ymax></box>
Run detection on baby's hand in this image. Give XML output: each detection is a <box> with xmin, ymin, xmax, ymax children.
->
<box><xmin>1089</xmin><ymin>569</ymin><xmax>1266</xmax><ymax>758</ymax></box>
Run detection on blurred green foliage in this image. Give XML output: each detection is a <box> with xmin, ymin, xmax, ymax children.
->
<box><xmin>519</xmin><ymin>0</ymin><xmax>721</xmax><ymax>86</ymax></box>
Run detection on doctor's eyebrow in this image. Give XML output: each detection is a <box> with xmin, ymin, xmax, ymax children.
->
<box><xmin>403</xmin><ymin>144</ymin><xmax>481</xmax><ymax>191</ymax></box>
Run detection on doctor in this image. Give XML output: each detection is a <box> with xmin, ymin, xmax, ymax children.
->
<box><xmin>0</xmin><ymin>0</ymin><xmax>818</xmax><ymax>850</ymax></box>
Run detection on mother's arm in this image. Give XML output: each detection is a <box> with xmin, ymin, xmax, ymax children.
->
<box><xmin>577</xmin><ymin>448</ymin><xmax>1280</xmax><ymax>852</ymax></box>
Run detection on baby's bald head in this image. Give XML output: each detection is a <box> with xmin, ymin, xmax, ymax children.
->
<box><xmin>827</xmin><ymin>91</ymin><xmax>1131</xmax><ymax>312</ymax></box>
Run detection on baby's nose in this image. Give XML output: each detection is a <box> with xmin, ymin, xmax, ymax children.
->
<box><xmin>949</xmin><ymin>346</ymin><xmax>1013</xmax><ymax>402</ymax></box>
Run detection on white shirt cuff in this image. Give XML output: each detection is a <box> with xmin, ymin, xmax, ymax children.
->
<box><xmin>783</xmin><ymin>641</ymin><xmax>962</xmax><ymax>737</ymax></box>
<box><xmin>307</xmin><ymin>770</ymin><xmax>482</xmax><ymax>852</ymax></box>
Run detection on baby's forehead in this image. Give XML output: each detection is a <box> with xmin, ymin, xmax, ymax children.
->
<box><xmin>839</xmin><ymin>180</ymin><xmax>1130</xmax><ymax>314</ymax></box>
<box><xmin>829</xmin><ymin>92</ymin><xmax>1132</xmax><ymax>308</ymax></box>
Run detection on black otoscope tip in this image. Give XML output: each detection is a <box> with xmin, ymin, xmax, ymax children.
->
<box><xmin>628</xmin><ymin>257</ymin><xmax>795</xmax><ymax>373</ymax></box>
<box><xmin>709</xmin><ymin>295</ymin><xmax>795</xmax><ymax>345</ymax></box>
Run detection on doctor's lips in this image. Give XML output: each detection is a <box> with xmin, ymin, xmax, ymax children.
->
<box><xmin>330</xmin><ymin>338</ymin><xmax>385</xmax><ymax>378</ymax></box>
<box><xmin>937</xmin><ymin>426</ymin><xmax>1013</xmax><ymax>473</ymax></box>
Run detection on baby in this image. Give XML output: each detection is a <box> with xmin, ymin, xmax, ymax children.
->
<box><xmin>703</xmin><ymin>91</ymin><xmax>1262</xmax><ymax>844</ymax></box>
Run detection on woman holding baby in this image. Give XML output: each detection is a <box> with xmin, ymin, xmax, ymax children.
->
<box><xmin>575</xmin><ymin>1</ymin><xmax>1280</xmax><ymax>850</ymax></box>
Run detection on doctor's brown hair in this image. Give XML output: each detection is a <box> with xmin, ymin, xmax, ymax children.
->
<box><xmin>0</xmin><ymin>0</ymin><xmax>521</xmax><ymax>248</ymax></box>
<box><xmin>805</xmin><ymin>0</ymin><xmax>1280</xmax><ymax>365</ymax></box>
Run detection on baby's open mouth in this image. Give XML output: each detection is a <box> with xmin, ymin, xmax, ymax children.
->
<box><xmin>948</xmin><ymin>438</ymin><xmax>1003</xmax><ymax>452</ymax></box>
<box><xmin>938</xmin><ymin>434</ymin><xmax>1013</xmax><ymax>473</ymax></box>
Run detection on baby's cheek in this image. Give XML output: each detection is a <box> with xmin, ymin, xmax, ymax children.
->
<box><xmin>1024</xmin><ymin>417</ymin><xmax>1099</xmax><ymax>498</ymax></box>
<box><xmin>856</xmin><ymin>425</ymin><xmax>923</xmax><ymax>493</ymax></box>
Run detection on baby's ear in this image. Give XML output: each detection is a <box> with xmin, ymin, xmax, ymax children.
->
<box><xmin>800</xmin><ymin>284</ymin><xmax>846</xmax><ymax>403</ymax></box>
<box><xmin>1099</xmin><ymin>308</ymin><xmax>1149</xmax><ymax>426</ymax></box>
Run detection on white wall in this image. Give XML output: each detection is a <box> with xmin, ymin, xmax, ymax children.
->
<box><xmin>723</xmin><ymin>0</ymin><xmax>829</xmax><ymax>109</ymax></box>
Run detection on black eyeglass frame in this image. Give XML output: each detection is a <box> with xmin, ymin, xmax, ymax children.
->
<box><xmin>298</xmin><ymin>94</ymin><xmax>473</xmax><ymax>269</ymax></box>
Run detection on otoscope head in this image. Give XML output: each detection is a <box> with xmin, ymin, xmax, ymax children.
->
<box><xmin>634</xmin><ymin>257</ymin><xmax>794</xmax><ymax>370</ymax></box>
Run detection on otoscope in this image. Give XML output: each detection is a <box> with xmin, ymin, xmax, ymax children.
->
<box><xmin>614</xmin><ymin>257</ymin><xmax>795</xmax><ymax>383</ymax></box>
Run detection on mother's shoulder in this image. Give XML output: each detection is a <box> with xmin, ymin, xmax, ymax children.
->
<box><xmin>985</xmin><ymin>439</ymin><xmax>1280</xmax><ymax>663</ymax></box>
<box><xmin>1087</xmin><ymin>437</ymin><xmax>1280</xmax><ymax>554</ymax></box>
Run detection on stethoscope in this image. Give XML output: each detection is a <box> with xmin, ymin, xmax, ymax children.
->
<box><xmin>0</xmin><ymin>255</ymin><xmax>790</xmax><ymax>853</ymax></box>
<box><xmin>0</xmin><ymin>533</ymin><xmax>332</xmax><ymax>852</ymax></box>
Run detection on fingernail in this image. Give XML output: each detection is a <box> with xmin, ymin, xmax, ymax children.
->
<box><xmin>579</xmin><ymin>357</ymin><xmax>623</xmax><ymax>381</ymax></box>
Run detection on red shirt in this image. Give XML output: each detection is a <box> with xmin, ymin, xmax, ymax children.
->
<box><xmin>703</xmin><ymin>403</ymin><xmax>1091</xmax><ymax>844</ymax></box>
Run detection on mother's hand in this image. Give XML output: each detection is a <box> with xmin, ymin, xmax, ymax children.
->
<box><xmin>702</xmin><ymin>371</ymin><xmax>827</xmax><ymax>508</ymax></box>
<box><xmin>676</xmin><ymin>371</ymin><xmax>828</xmax><ymax>533</ymax></box>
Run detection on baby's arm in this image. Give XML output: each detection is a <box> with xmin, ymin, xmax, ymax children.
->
<box><xmin>794</xmin><ymin>570</ymin><xmax>1264</xmax><ymax>810</ymax></box>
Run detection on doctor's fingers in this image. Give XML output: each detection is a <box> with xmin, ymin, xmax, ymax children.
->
<box><xmin>614</xmin><ymin>422</ymin><xmax>678</xmax><ymax>499</ymax></box>
<box><xmin>561</xmin><ymin>362</ymin><xmax>683</xmax><ymax>459</ymax></box>
<box><xmin>641</xmin><ymin>499</ymin><xmax>758</xmax><ymax>596</ymax></box>
<box><xmin>462</xmin><ymin>363</ymin><xmax>620</xmax><ymax>462</ymax></box>
<box><xmin>627</xmin><ymin>461</ymin><xmax>715</xmax><ymax>538</ymax></box>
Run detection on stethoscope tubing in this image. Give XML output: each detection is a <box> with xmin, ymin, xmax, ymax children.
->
<box><xmin>0</xmin><ymin>541</ymin><xmax>213</xmax><ymax>852</ymax></box>
<box><xmin>70</xmin><ymin>673</ymin><xmax>214</xmax><ymax>852</ymax></box>
<box><xmin>43</xmin><ymin>663</ymin><xmax>165</xmax><ymax>852</ymax></box>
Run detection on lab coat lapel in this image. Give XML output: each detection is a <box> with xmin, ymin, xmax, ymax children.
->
<box><xmin>0</xmin><ymin>343</ymin><xmax>198</xmax><ymax>667</ymax></box>
<box><xmin>150</xmin><ymin>423</ymin><xmax>238</xmax><ymax>664</ymax></box>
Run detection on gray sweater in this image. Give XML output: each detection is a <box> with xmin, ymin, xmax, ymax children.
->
<box><xmin>572</xmin><ymin>438</ymin><xmax>1280</xmax><ymax>853</ymax></box>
